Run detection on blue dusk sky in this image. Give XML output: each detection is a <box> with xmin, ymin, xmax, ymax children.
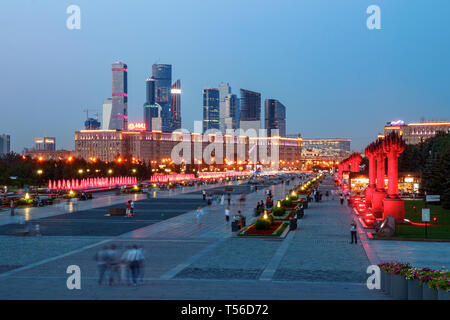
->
<box><xmin>0</xmin><ymin>0</ymin><xmax>449</xmax><ymax>152</ymax></box>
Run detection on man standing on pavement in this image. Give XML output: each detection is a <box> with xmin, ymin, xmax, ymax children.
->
<box><xmin>10</xmin><ymin>200</ymin><xmax>15</xmax><ymax>216</ymax></box>
<box><xmin>350</xmin><ymin>220</ymin><xmax>358</xmax><ymax>244</ymax></box>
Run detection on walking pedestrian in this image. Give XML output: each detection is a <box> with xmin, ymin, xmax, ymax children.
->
<box><xmin>95</xmin><ymin>246</ymin><xmax>108</xmax><ymax>285</ymax></box>
<box><xmin>196</xmin><ymin>207</ymin><xmax>204</xmax><ymax>225</ymax></box>
<box><xmin>340</xmin><ymin>194</ymin><xmax>344</xmax><ymax>205</ymax></box>
<box><xmin>130</xmin><ymin>200</ymin><xmax>135</xmax><ymax>216</ymax></box>
<box><xmin>107</xmin><ymin>244</ymin><xmax>120</xmax><ymax>285</ymax></box>
<box><xmin>350</xmin><ymin>220</ymin><xmax>358</xmax><ymax>244</ymax></box>
<box><xmin>137</xmin><ymin>245</ymin><xmax>145</xmax><ymax>284</ymax></box>
<box><xmin>120</xmin><ymin>246</ymin><xmax>132</xmax><ymax>285</ymax></box>
<box><xmin>220</xmin><ymin>193</ymin><xmax>225</xmax><ymax>205</ymax></box>
<box><xmin>126</xmin><ymin>200</ymin><xmax>132</xmax><ymax>217</ymax></box>
<box><xmin>10</xmin><ymin>200</ymin><xmax>15</xmax><ymax>217</ymax></box>
<box><xmin>202</xmin><ymin>190</ymin><xmax>206</xmax><ymax>201</ymax></box>
<box><xmin>227</xmin><ymin>193</ymin><xmax>231</xmax><ymax>205</ymax></box>
<box><xmin>127</xmin><ymin>245</ymin><xmax>143</xmax><ymax>286</ymax></box>
<box><xmin>225</xmin><ymin>206</ymin><xmax>230</xmax><ymax>223</ymax></box>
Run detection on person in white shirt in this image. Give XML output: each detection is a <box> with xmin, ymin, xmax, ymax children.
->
<box><xmin>225</xmin><ymin>207</ymin><xmax>230</xmax><ymax>223</ymax></box>
<box><xmin>127</xmin><ymin>245</ymin><xmax>144</xmax><ymax>286</ymax></box>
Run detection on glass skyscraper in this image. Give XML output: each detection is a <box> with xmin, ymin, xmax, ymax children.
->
<box><xmin>240</xmin><ymin>89</ymin><xmax>261</xmax><ymax>121</ymax></box>
<box><xmin>110</xmin><ymin>62</ymin><xmax>128</xmax><ymax>130</ymax></box>
<box><xmin>265</xmin><ymin>99</ymin><xmax>286</xmax><ymax>137</ymax></box>
<box><xmin>203</xmin><ymin>88</ymin><xmax>220</xmax><ymax>132</ymax></box>
<box><xmin>143</xmin><ymin>78</ymin><xmax>156</xmax><ymax>131</ymax></box>
<box><xmin>171</xmin><ymin>79</ymin><xmax>182</xmax><ymax>131</ymax></box>
<box><xmin>152</xmin><ymin>64</ymin><xmax>172</xmax><ymax>132</ymax></box>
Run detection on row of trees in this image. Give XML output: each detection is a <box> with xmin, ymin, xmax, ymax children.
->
<box><xmin>397</xmin><ymin>132</ymin><xmax>450</xmax><ymax>208</ymax></box>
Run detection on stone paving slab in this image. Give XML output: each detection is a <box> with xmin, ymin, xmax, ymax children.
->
<box><xmin>0</xmin><ymin>277</ymin><xmax>388</xmax><ymax>300</ymax></box>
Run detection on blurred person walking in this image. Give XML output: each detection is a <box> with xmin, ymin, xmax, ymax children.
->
<box><xmin>95</xmin><ymin>246</ymin><xmax>108</xmax><ymax>285</ymax></box>
<box><xmin>127</xmin><ymin>245</ymin><xmax>144</xmax><ymax>286</ymax></box>
<box><xmin>107</xmin><ymin>244</ymin><xmax>120</xmax><ymax>285</ymax></box>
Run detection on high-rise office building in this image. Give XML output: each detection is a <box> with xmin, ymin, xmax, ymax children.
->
<box><xmin>223</xmin><ymin>94</ymin><xmax>239</xmax><ymax>131</ymax></box>
<box><xmin>218</xmin><ymin>82</ymin><xmax>231</xmax><ymax>132</ymax></box>
<box><xmin>152</xmin><ymin>64</ymin><xmax>172</xmax><ymax>132</ymax></box>
<box><xmin>265</xmin><ymin>99</ymin><xmax>286</xmax><ymax>137</ymax></box>
<box><xmin>144</xmin><ymin>103</ymin><xmax>162</xmax><ymax>132</ymax></box>
<box><xmin>239</xmin><ymin>89</ymin><xmax>261</xmax><ymax>132</ymax></box>
<box><xmin>143</xmin><ymin>78</ymin><xmax>156</xmax><ymax>131</ymax></box>
<box><xmin>0</xmin><ymin>134</ymin><xmax>10</xmax><ymax>155</ymax></box>
<box><xmin>102</xmin><ymin>98</ymin><xmax>113</xmax><ymax>130</ymax></box>
<box><xmin>203</xmin><ymin>88</ymin><xmax>220</xmax><ymax>132</ymax></box>
<box><xmin>35</xmin><ymin>137</ymin><xmax>56</xmax><ymax>151</ymax></box>
<box><xmin>171</xmin><ymin>79</ymin><xmax>182</xmax><ymax>131</ymax></box>
<box><xmin>110</xmin><ymin>62</ymin><xmax>128</xmax><ymax>130</ymax></box>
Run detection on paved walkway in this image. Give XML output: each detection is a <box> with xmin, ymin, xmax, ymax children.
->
<box><xmin>0</xmin><ymin>176</ymin><xmax>389</xmax><ymax>299</ymax></box>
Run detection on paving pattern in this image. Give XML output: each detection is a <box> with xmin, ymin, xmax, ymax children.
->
<box><xmin>0</xmin><ymin>176</ymin><xmax>394</xmax><ymax>299</ymax></box>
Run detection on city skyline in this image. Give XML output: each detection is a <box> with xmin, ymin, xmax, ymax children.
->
<box><xmin>1</xmin><ymin>1</ymin><xmax>450</xmax><ymax>152</ymax></box>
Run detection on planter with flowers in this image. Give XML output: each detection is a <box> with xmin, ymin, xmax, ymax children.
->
<box><xmin>237</xmin><ymin>211</ymin><xmax>289</xmax><ymax>237</ymax></box>
<box><xmin>428</xmin><ymin>271</ymin><xmax>450</xmax><ymax>300</ymax></box>
<box><xmin>389</xmin><ymin>263</ymin><xmax>411</xmax><ymax>300</ymax></box>
<box><xmin>405</xmin><ymin>267</ymin><xmax>423</xmax><ymax>300</ymax></box>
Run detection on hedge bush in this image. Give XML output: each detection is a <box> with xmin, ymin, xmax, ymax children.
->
<box><xmin>272</xmin><ymin>206</ymin><xmax>286</xmax><ymax>217</ymax></box>
<box><xmin>255</xmin><ymin>217</ymin><xmax>272</xmax><ymax>230</ymax></box>
<box><xmin>281</xmin><ymin>198</ymin><xmax>293</xmax><ymax>207</ymax></box>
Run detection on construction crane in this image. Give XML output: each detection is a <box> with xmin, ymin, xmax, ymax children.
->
<box><xmin>83</xmin><ymin>109</ymin><xmax>100</xmax><ymax>120</ymax></box>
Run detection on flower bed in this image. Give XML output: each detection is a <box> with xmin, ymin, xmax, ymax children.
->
<box><xmin>379</xmin><ymin>261</ymin><xmax>450</xmax><ymax>299</ymax></box>
<box><xmin>270</xmin><ymin>210</ymin><xmax>295</xmax><ymax>221</ymax></box>
<box><xmin>237</xmin><ymin>222</ymin><xmax>288</xmax><ymax>237</ymax></box>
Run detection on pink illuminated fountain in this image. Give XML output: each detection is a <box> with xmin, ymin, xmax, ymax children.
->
<box><xmin>382</xmin><ymin>132</ymin><xmax>406</xmax><ymax>222</ymax></box>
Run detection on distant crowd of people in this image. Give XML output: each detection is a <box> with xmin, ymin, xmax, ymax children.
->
<box><xmin>95</xmin><ymin>244</ymin><xmax>145</xmax><ymax>286</ymax></box>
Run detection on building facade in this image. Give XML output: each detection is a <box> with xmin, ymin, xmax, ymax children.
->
<box><xmin>0</xmin><ymin>134</ymin><xmax>10</xmax><ymax>155</ymax></box>
<box><xmin>240</xmin><ymin>89</ymin><xmax>261</xmax><ymax>131</ymax></box>
<box><xmin>171</xmin><ymin>79</ymin><xmax>182</xmax><ymax>131</ymax></box>
<box><xmin>75</xmin><ymin>129</ymin><xmax>302</xmax><ymax>170</ymax></box>
<box><xmin>35</xmin><ymin>137</ymin><xmax>56</xmax><ymax>151</ymax></box>
<box><xmin>223</xmin><ymin>94</ymin><xmax>239</xmax><ymax>131</ymax></box>
<box><xmin>384</xmin><ymin>121</ymin><xmax>450</xmax><ymax>144</ymax></box>
<box><xmin>203</xmin><ymin>88</ymin><xmax>220</xmax><ymax>132</ymax></box>
<box><xmin>110</xmin><ymin>62</ymin><xmax>128</xmax><ymax>130</ymax></box>
<box><xmin>102</xmin><ymin>98</ymin><xmax>113</xmax><ymax>130</ymax></box>
<box><xmin>152</xmin><ymin>64</ymin><xmax>172</xmax><ymax>132</ymax></box>
<box><xmin>265</xmin><ymin>99</ymin><xmax>286</xmax><ymax>137</ymax></box>
<box><xmin>218</xmin><ymin>82</ymin><xmax>231</xmax><ymax>132</ymax></box>
<box><xmin>301</xmin><ymin>138</ymin><xmax>351</xmax><ymax>161</ymax></box>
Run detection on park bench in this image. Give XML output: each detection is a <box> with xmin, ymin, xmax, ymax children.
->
<box><xmin>108</xmin><ymin>208</ymin><xmax>126</xmax><ymax>216</ymax></box>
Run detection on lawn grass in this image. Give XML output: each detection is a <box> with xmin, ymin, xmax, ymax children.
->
<box><xmin>395</xmin><ymin>200</ymin><xmax>450</xmax><ymax>240</ymax></box>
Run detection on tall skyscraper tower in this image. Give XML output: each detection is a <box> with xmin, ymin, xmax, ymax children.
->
<box><xmin>218</xmin><ymin>82</ymin><xmax>231</xmax><ymax>132</ymax></box>
<box><xmin>223</xmin><ymin>94</ymin><xmax>239</xmax><ymax>131</ymax></box>
<box><xmin>110</xmin><ymin>62</ymin><xmax>128</xmax><ymax>130</ymax></box>
<box><xmin>203</xmin><ymin>88</ymin><xmax>220</xmax><ymax>132</ymax></box>
<box><xmin>171</xmin><ymin>79</ymin><xmax>182</xmax><ymax>131</ymax></box>
<box><xmin>265</xmin><ymin>99</ymin><xmax>286</xmax><ymax>137</ymax></box>
<box><xmin>143</xmin><ymin>78</ymin><xmax>156</xmax><ymax>131</ymax></box>
<box><xmin>102</xmin><ymin>98</ymin><xmax>113</xmax><ymax>130</ymax></box>
<box><xmin>0</xmin><ymin>134</ymin><xmax>10</xmax><ymax>155</ymax></box>
<box><xmin>239</xmin><ymin>89</ymin><xmax>261</xmax><ymax>131</ymax></box>
<box><xmin>152</xmin><ymin>64</ymin><xmax>172</xmax><ymax>132</ymax></box>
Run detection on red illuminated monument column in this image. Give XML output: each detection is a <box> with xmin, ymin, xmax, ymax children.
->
<box><xmin>371</xmin><ymin>139</ymin><xmax>387</xmax><ymax>216</ymax></box>
<box><xmin>350</xmin><ymin>153</ymin><xmax>363</xmax><ymax>173</ymax></box>
<box><xmin>364</xmin><ymin>143</ymin><xmax>377</xmax><ymax>208</ymax></box>
<box><xmin>382</xmin><ymin>133</ymin><xmax>406</xmax><ymax>222</ymax></box>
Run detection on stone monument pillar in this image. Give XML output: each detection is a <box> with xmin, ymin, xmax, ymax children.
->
<box><xmin>382</xmin><ymin>132</ymin><xmax>406</xmax><ymax>222</ymax></box>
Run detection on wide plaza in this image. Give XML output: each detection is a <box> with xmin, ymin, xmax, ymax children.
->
<box><xmin>1</xmin><ymin>174</ymin><xmax>447</xmax><ymax>300</ymax></box>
